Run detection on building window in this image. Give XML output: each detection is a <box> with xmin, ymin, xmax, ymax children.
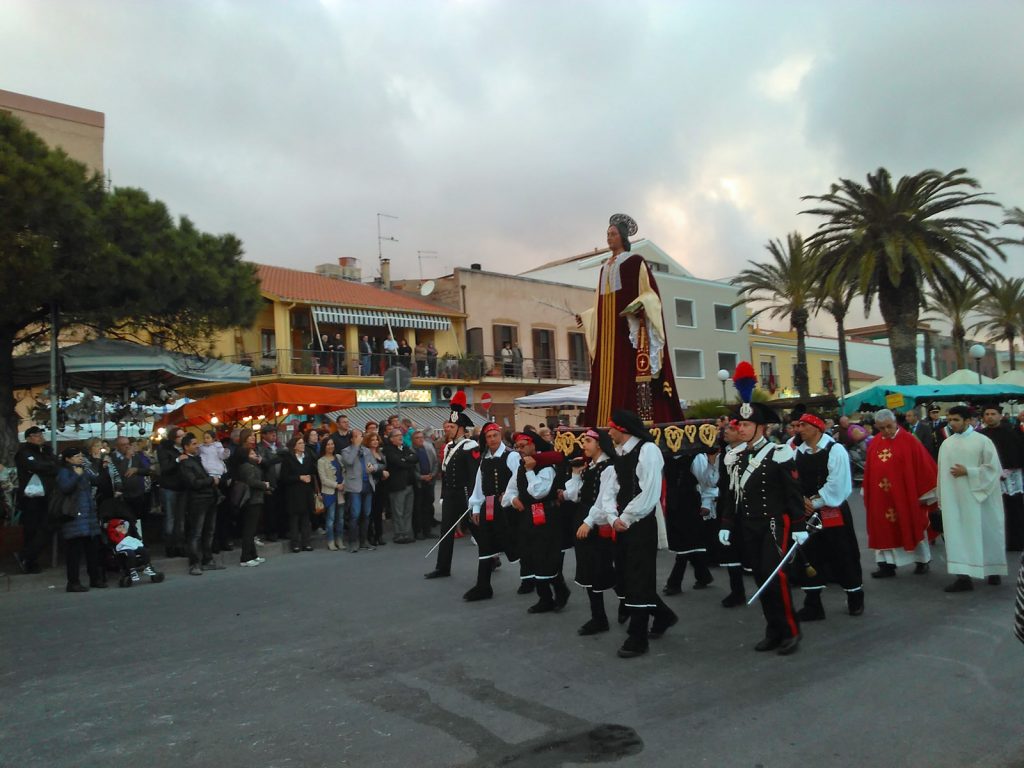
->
<box><xmin>532</xmin><ymin>328</ymin><xmax>555</xmax><ymax>378</ymax></box>
<box><xmin>821</xmin><ymin>360</ymin><xmax>834</xmax><ymax>391</ymax></box>
<box><xmin>714</xmin><ymin>304</ymin><xmax>735</xmax><ymax>331</ymax></box>
<box><xmin>492</xmin><ymin>324</ymin><xmax>518</xmax><ymax>357</ymax></box>
<box><xmin>675</xmin><ymin>298</ymin><xmax>695</xmax><ymax>327</ymax></box>
<box><xmin>568</xmin><ymin>332</ymin><xmax>589</xmax><ymax>379</ymax></box>
<box><xmin>466</xmin><ymin>327</ymin><xmax>484</xmax><ymax>357</ymax></box>
<box><xmin>717</xmin><ymin>352</ymin><xmax>738</xmax><ymax>374</ymax></box>
<box><xmin>674</xmin><ymin>349</ymin><xmax>704</xmax><ymax>379</ymax></box>
<box><xmin>760</xmin><ymin>358</ymin><xmax>777</xmax><ymax>388</ymax></box>
<box><xmin>260</xmin><ymin>330</ymin><xmax>276</xmax><ymax>357</ymax></box>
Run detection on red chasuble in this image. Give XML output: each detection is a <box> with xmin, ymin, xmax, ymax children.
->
<box><xmin>583</xmin><ymin>252</ymin><xmax>684</xmax><ymax>426</ymax></box>
<box><xmin>863</xmin><ymin>429</ymin><xmax>937</xmax><ymax>551</ymax></box>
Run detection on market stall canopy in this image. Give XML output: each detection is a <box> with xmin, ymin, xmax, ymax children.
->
<box><xmin>939</xmin><ymin>369</ymin><xmax>996</xmax><ymax>385</ymax></box>
<box><xmin>996</xmin><ymin>370</ymin><xmax>1024</xmax><ymax>386</ymax></box>
<box><xmin>155</xmin><ymin>383</ymin><xmax>357</xmax><ymax>428</ymax></box>
<box><xmin>841</xmin><ymin>382</ymin><xmax>1024</xmax><ymax>415</ymax></box>
<box><xmin>13</xmin><ymin>338</ymin><xmax>250</xmax><ymax>394</ymax></box>
<box><xmin>514</xmin><ymin>385</ymin><xmax>591</xmax><ymax>408</ymax></box>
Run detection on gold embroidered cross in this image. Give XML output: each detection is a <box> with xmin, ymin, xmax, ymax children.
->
<box><xmin>885</xmin><ymin>507</ymin><xmax>897</xmax><ymax>522</ymax></box>
<box><xmin>878</xmin><ymin>477</ymin><xmax>892</xmax><ymax>492</ymax></box>
<box><xmin>878</xmin><ymin>448</ymin><xmax>893</xmax><ymax>463</ymax></box>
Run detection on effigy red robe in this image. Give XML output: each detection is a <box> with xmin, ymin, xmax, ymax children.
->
<box><xmin>863</xmin><ymin>429</ymin><xmax>937</xmax><ymax>551</ymax></box>
<box><xmin>582</xmin><ymin>252</ymin><xmax>683</xmax><ymax>426</ymax></box>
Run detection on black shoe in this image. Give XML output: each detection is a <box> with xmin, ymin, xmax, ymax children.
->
<box><xmin>987</xmin><ymin>575</ymin><xmax>1001</xmax><ymax>586</ymax></box>
<box><xmin>914</xmin><ymin>561</ymin><xmax>930</xmax><ymax>575</ymax></box>
<box><xmin>871</xmin><ymin>564</ymin><xmax>897</xmax><ymax>578</ymax></box>
<box><xmin>66</xmin><ymin>583</ymin><xmax>89</xmax><ymax>593</ymax></box>
<box><xmin>301</xmin><ymin>546</ymin><xmax>314</xmax><ymax>552</ymax></box>
<box><xmin>693</xmin><ymin>578</ymin><xmax>713</xmax><ymax>589</ymax></box>
<box><xmin>649</xmin><ymin>612</ymin><xmax>678</xmax><ymax>639</ymax></box>
<box><xmin>201</xmin><ymin>561</ymin><xmax>226</xmax><ymax>571</ymax></box>
<box><xmin>415</xmin><ymin>533</ymin><xmax>425</xmax><ymax>540</ymax></box>
<box><xmin>89</xmin><ymin>580</ymin><xmax>109</xmax><ymax>589</ymax></box>
<box><xmin>847</xmin><ymin>590</ymin><xmax>865</xmax><ymax>616</ymax></box>
<box><xmin>662</xmin><ymin>584</ymin><xmax>682</xmax><ymax>596</ymax></box>
<box><xmin>119</xmin><ymin>574</ymin><xmax>133</xmax><ymax>588</ymax></box>
<box><xmin>517</xmin><ymin>581</ymin><xmax>534</xmax><ymax>595</ymax></box>
<box><xmin>577</xmin><ymin>618</ymin><xmax>610</xmax><ymax>636</ymax></box>
<box><xmin>617</xmin><ymin>637</ymin><xmax>649</xmax><ymax>658</ymax></box>
<box><xmin>553</xmin><ymin>582</ymin><xmax>571</xmax><ymax>612</ymax></box>
<box><xmin>777</xmin><ymin>634</ymin><xmax>801</xmax><ymax>656</ymax></box>
<box><xmin>721</xmin><ymin>591</ymin><xmax>746</xmax><ymax>608</ymax></box>
<box><xmin>376</xmin><ymin>538</ymin><xmax>388</xmax><ymax>546</ymax></box>
<box><xmin>944</xmin><ymin>576</ymin><xmax>974</xmax><ymax>593</ymax></box>
<box><xmin>291</xmin><ymin>547</ymin><xmax>301</xmax><ymax>553</ymax></box>
<box><xmin>617</xmin><ymin>604</ymin><xmax>629</xmax><ymax>625</ymax></box>
<box><xmin>527</xmin><ymin>599</ymin><xmax>555</xmax><ymax>614</ymax></box>
<box><xmin>422</xmin><ymin>532</ymin><xmax>438</xmax><ymax>540</ymax></box>
<box><xmin>13</xmin><ymin>552</ymin><xmax>27</xmax><ymax>574</ymax></box>
<box><xmin>754</xmin><ymin>637</ymin><xmax>782</xmax><ymax>652</ymax></box>
<box><xmin>463</xmin><ymin>585</ymin><xmax>494</xmax><ymax>602</ymax></box>
<box><xmin>795</xmin><ymin>603</ymin><xmax>826</xmax><ymax>622</ymax></box>
<box><xmin>424</xmin><ymin>569</ymin><xmax>451</xmax><ymax>580</ymax></box>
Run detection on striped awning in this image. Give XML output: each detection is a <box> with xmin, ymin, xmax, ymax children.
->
<box><xmin>313</xmin><ymin>306</ymin><xmax>451</xmax><ymax>331</ymax></box>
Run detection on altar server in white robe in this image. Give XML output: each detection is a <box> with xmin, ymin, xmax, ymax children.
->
<box><xmin>937</xmin><ymin>405</ymin><xmax>1007</xmax><ymax>592</ymax></box>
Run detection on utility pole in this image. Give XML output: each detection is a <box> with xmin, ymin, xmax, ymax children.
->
<box><xmin>417</xmin><ymin>250</ymin><xmax>438</xmax><ymax>281</ymax></box>
<box><xmin>377</xmin><ymin>213</ymin><xmax>398</xmax><ymax>279</ymax></box>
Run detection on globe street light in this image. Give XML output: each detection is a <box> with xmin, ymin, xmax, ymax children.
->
<box><xmin>717</xmin><ymin>368</ymin><xmax>731</xmax><ymax>404</ymax></box>
<box><xmin>969</xmin><ymin>343</ymin><xmax>986</xmax><ymax>384</ymax></box>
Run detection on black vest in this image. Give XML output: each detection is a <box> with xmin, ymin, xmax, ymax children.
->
<box><xmin>579</xmin><ymin>458</ymin><xmax>611</xmax><ymax>513</ymax></box>
<box><xmin>480</xmin><ymin>450</ymin><xmax>513</xmax><ymax>498</ymax></box>
<box><xmin>665</xmin><ymin>453</ymin><xmax>700</xmax><ymax>506</ymax></box>
<box><xmin>516</xmin><ymin>463</ymin><xmax>554</xmax><ymax>507</ymax></box>
<box><xmin>614</xmin><ymin>440</ymin><xmax>644</xmax><ymax>512</ymax></box>
<box><xmin>795</xmin><ymin>442</ymin><xmax>833</xmax><ymax>498</ymax></box>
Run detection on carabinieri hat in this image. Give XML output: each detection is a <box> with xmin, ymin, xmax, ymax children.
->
<box><xmin>730</xmin><ymin>361</ymin><xmax>780</xmax><ymax>425</ymax></box>
<box><xmin>448</xmin><ymin>391</ymin><xmax>474</xmax><ymax>429</ymax></box>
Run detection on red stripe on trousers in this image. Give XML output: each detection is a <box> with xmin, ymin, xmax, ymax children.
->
<box><xmin>779</xmin><ymin>516</ymin><xmax>799</xmax><ymax>638</ymax></box>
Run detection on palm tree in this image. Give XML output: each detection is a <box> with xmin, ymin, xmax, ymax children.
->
<box><xmin>971</xmin><ymin>276</ymin><xmax>1024</xmax><ymax>371</ymax></box>
<box><xmin>802</xmin><ymin>168</ymin><xmax>1005</xmax><ymax>385</ymax></box>
<box><xmin>811</xmin><ymin>272</ymin><xmax>857</xmax><ymax>396</ymax></box>
<box><xmin>924</xmin><ymin>281</ymin><xmax>984</xmax><ymax>370</ymax></box>
<box><xmin>733</xmin><ymin>232</ymin><xmax>816</xmax><ymax>399</ymax></box>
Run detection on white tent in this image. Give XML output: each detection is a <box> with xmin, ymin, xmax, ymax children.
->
<box><xmin>995</xmin><ymin>369</ymin><xmax>1024</xmax><ymax>386</ymax></box>
<box><xmin>847</xmin><ymin>371</ymin><xmax>940</xmax><ymax>396</ymax></box>
<box><xmin>940</xmin><ymin>368</ymin><xmax>996</xmax><ymax>385</ymax></box>
<box><xmin>514</xmin><ymin>384</ymin><xmax>590</xmax><ymax>407</ymax></box>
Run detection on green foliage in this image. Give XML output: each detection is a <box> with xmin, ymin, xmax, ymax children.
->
<box><xmin>971</xmin><ymin>276</ymin><xmax>1024</xmax><ymax>370</ymax></box>
<box><xmin>684</xmin><ymin>398</ymin><xmax>731</xmax><ymax>419</ymax></box>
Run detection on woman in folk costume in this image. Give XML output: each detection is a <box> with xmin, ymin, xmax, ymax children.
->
<box><xmin>578</xmin><ymin>214</ymin><xmax>684</xmax><ymax>427</ymax></box>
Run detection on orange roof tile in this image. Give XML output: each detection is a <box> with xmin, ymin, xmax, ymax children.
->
<box><xmin>255</xmin><ymin>264</ymin><xmax>459</xmax><ymax>316</ymax></box>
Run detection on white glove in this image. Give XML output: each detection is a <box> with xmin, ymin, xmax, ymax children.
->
<box><xmin>718</xmin><ymin>529</ymin><xmax>731</xmax><ymax>547</ymax></box>
<box><xmin>792</xmin><ymin>531</ymin><xmax>809</xmax><ymax>546</ymax></box>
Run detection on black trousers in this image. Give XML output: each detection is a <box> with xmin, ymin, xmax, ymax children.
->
<box><xmin>1005</xmin><ymin>494</ymin><xmax>1024</xmax><ymax>551</ymax></box>
<box><xmin>288</xmin><ymin>497</ymin><xmax>312</xmax><ymax>548</ymax></box>
<box><xmin>412</xmin><ymin>482</ymin><xmax>435</xmax><ymax>536</ymax></box>
<box><xmin>19</xmin><ymin>496</ymin><xmax>51</xmax><ymax>568</ymax></box>
<box><xmin>65</xmin><ymin>535</ymin><xmax>100</xmax><ymax>586</ymax></box>
<box><xmin>797</xmin><ymin>504</ymin><xmax>863</xmax><ymax>591</ymax></box>
<box><xmin>435</xmin><ymin>495</ymin><xmax>464</xmax><ymax>573</ymax></box>
<box><xmin>240</xmin><ymin>503</ymin><xmax>261</xmax><ymax>562</ymax></box>
<box><xmin>187</xmin><ymin>496</ymin><xmax>218</xmax><ymax>566</ymax></box>
<box><xmin>741</xmin><ymin>516</ymin><xmax>800</xmax><ymax>641</ymax></box>
<box><xmin>368</xmin><ymin>487</ymin><xmax>386</xmax><ymax>543</ymax></box>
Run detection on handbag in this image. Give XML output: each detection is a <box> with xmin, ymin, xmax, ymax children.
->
<box><xmin>314</xmin><ymin>493</ymin><xmax>326</xmax><ymax>515</ymax></box>
<box><xmin>47</xmin><ymin>490</ymin><xmax>78</xmax><ymax>525</ymax></box>
<box><xmin>229</xmin><ymin>479</ymin><xmax>251</xmax><ymax>510</ymax></box>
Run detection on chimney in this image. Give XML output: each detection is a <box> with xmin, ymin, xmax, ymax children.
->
<box><xmin>470</xmin><ymin>263</ymin><xmax>482</xmax><ymax>271</ymax></box>
<box><xmin>380</xmin><ymin>258</ymin><xmax>392</xmax><ymax>290</ymax></box>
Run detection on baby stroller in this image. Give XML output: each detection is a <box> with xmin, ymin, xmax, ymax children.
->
<box><xmin>103</xmin><ymin>518</ymin><xmax>166</xmax><ymax>587</ymax></box>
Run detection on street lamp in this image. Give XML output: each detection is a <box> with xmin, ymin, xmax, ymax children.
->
<box><xmin>717</xmin><ymin>369</ymin><xmax>731</xmax><ymax>404</ymax></box>
<box><xmin>969</xmin><ymin>343</ymin><xmax>986</xmax><ymax>384</ymax></box>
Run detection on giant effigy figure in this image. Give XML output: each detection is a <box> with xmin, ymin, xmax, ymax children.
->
<box><xmin>580</xmin><ymin>214</ymin><xmax>684</xmax><ymax>426</ymax></box>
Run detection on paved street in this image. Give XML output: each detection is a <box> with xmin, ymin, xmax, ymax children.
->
<box><xmin>1</xmin><ymin>496</ymin><xmax>1022</xmax><ymax>768</ymax></box>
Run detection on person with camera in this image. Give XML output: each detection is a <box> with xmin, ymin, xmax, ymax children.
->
<box><xmin>55</xmin><ymin>447</ymin><xmax>104</xmax><ymax>592</ymax></box>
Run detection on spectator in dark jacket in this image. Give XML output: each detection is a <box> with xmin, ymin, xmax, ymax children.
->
<box><xmin>156</xmin><ymin>427</ymin><xmax>188</xmax><ymax>557</ymax></box>
<box><xmin>236</xmin><ymin>441</ymin><xmax>269</xmax><ymax>567</ymax></box>
<box><xmin>111</xmin><ymin>436</ymin><xmax>152</xmax><ymax>524</ymax></box>
<box><xmin>383</xmin><ymin>428</ymin><xmax>419</xmax><ymax>543</ymax></box>
<box><xmin>55</xmin><ymin>448</ymin><xmax>104</xmax><ymax>592</ymax></box>
<box><xmin>256</xmin><ymin>426</ymin><xmax>284</xmax><ymax>541</ymax></box>
<box><xmin>280</xmin><ymin>435</ymin><xmax>317</xmax><ymax>553</ymax></box>
<box><xmin>179</xmin><ymin>433</ymin><xmax>223</xmax><ymax>575</ymax></box>
<box><xmin>14</xmin><ymin>426</ymin><xmax>58</xmax><ymax>574</ymax></box>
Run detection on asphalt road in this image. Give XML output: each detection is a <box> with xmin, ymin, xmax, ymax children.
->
<box><xmin>1</xmin><ymin>496</ymin><xmax>1022</xmax><ymax>768</ymax></box>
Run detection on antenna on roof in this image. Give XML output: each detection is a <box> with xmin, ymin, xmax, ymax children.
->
<box><xmin>417</xmin><ymin>250</ymin><xmax>438</xmax><ymax>281</ymax></box>
<box><xmin>377</xmin><ymin>213</ymin><xmax>398</xmax><ymax>277</ymax></box>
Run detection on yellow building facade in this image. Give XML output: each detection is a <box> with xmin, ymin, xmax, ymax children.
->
<box><xmin>748</xmin><ymin>328</ymin><xmax>843</xmax><ymax>398</ymax></box>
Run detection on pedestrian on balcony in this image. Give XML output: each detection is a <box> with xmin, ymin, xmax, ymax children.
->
<box><xmin>332</xmin><ymin>333</ymin><xmax>346</xmax><ymax>374</ymax></box>
<box><xmin>383</xmin><ymin>334</ymin><xmax>399</xmax><ymax>370</ymax></box>
<box><xmin>414</xmin><ymin>340</ymin><xmax>427</xmax><ymax>376</ymax></box>
<box><xmin>426</xmin><ymin>342</ymin><xmax>438</xmax><ymax>377</ymax></box>
<box><xmin>501</xmin><ymin>342</ymin><xmax>514</xmax><ymax>376</ymax></box>
<box><xmin>313</xmin><ymin>334</ymin><xmax>330</xmax><ymax>374</ymax></box>
<box><xmin>511</xmin><ymin>342</ymin><xmax>523</xmax><ymax>377</ymax></box>
<box><xmin>359</xmin><ymin>335</ymin><xmax>373</xmax><ymax>375</ymax></box>
<box><xmin>398</xmin><ymin>338</ymin><xmax>413</xmax><ymax>369</ymax></box>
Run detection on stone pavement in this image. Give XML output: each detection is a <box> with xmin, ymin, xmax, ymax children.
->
<box><xmin>1</xmin><ymin>497</ymin><xmax>1022</xmax><ymax>768</ymax></box>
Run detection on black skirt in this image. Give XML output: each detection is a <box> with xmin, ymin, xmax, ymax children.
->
<box><xmin>615</xmin><ymin>512</ymin><xmax>659</xmax><ymax>608</ymax></box>
<box><xmin>665</xmin><ymin>492</ymin><xmax>708</xmax><ymax>555</ymax></box>
<box><xmin>574</xmin><ymin>528</ymin><xmax>617</xmax><ymax>591</ymax></box>
<box><xmin>475</xmin><ymin>499</ymin><xmax>517</xmax><ymax>562</ymax></box>
<box><xmin>519</xmin><ymin>503</ymin><xmax>562</xmax><ymax>580</ymax></box>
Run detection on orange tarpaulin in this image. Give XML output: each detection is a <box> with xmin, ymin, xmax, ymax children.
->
<box><xmin>155</xmin><ymin>383</ymin><xmax>357</xmax><ymax>429</ymax></box>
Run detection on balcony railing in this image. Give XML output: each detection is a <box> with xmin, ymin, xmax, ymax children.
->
<box><xmin>227</xmin><ymin>349</ymin><xmax>590</xmax><ymax>383</ymax></box>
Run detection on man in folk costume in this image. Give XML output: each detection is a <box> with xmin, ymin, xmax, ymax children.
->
<box><xmin>662</xmin><ymin>444</ymin><xmax>719</xmax><ymax>595</ymax></box>
<box><xmin>937</xmin><ymin>406</ymin><xmax>1007</xmax><ymax>592</ymax></box>
<box><xmin>977</xmin><ymin>403</ymin><xmax>1024</xmax><ymax>552</ymax></box>
<box><xmin>863</xmin><ymin>409</ymin><xmax>937</xmax><ymax>578</ymax></box>
<box><xmin>464</xmin><ymin>422</ymin><xmax>520</xmax><ymax>601</ymax></box>
<box><xmin>792</xmin><ymin>412</ymin><xmax>864</xmax><ymax>620</ymax></box>
<box><xmin>718</xmin><ymin>363</ymin><xmax>805</xmax><ymax>655</ymax></box>
<box><xmin>504</xmin><ymin>431</ymin><xmax>571</xmax><ymax>614</ymax></box>
<box><xmin>717</xmin><ymin>419</ymin><xmax>750</xmax><ymax>607</ymax></box>
<box><xmin>563</xmin><ymin>428</ymin><xmax>619</xmax><ymax>636</ymax></box>
<box><xmin>606</xmin><ymin>410</ymin><xmax>678</xmax><ymax>658</ymax></box>
<box><xmin>578</xmin><ymin>214</ymin><xmax>684</xmax><ymax>427</ymax></box>
<box><xmin>424</xmin><ymin>392</ymin><xmax>480</xmax><ymax>580</ymax></box>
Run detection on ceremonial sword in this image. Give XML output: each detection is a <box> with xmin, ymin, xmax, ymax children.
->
<box><xmin>424</xmin><ymin>507</ymin><xmax>472</xmax><ymax>559</ymax></box>
<box><xmin>746</xmin><ymin>513</ymin><xmax>823</xmax><ymax>606</ymax></box>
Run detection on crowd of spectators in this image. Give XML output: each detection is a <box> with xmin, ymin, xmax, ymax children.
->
<box><xmin>305</xmin><ymin>333</ymin><xmax>440</xmax><ymax>377</ymax></box>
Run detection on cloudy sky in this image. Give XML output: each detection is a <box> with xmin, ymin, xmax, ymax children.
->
<box><xmin>3</xmin><ymin>0</ymin><xmax>1023</xmax><ymax>300</ymax></box>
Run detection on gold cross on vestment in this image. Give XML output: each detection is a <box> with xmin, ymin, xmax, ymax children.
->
<box><xmin>885</xmin><ymin>507</ymin><xmax>897</xmax><ymax>522</ymax></box>
<box><xmin>878</xmin><ymin>477</ymin><xmax>892</xmax><ymax>492</ymax></box>
<box><xmin>878</xmin><ymin>448</ymin><xmax>893</xmax><ymax>463</ymax></box>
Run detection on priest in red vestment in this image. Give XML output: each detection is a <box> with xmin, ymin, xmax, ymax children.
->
<box><xmin>863</xmin><ymin>409</ymin><xmax>938</xmax><ymax>577</ymax></box>
<box><xmin>580</xmin><ymin>214</ymin><xmax>684</xmax><ymax>427</ymax></box>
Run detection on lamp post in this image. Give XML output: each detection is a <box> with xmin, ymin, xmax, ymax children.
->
<box><xmin>969</xmin><ymin>343</ymin><xmax>986</xmax><ymax>384</ymax></box>
<box><xmin>717</xmin><ymin>369</ymin><xmax>731</xmax><ymax>404</ymax></box>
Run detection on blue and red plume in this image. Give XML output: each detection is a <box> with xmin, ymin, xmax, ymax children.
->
<box><xmin>733</xmin><ymin>361</ymin><xmax>757</xmax><ymax>403</ymax></box>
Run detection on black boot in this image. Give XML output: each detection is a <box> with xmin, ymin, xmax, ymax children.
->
<box><xmin>553</xmin><ymin>574</ymin><xmax>571</xmax><ymax>612</ymax></box>
<box><xmin>663</xmin><ymin>555</ymin><xmax>685</xmax><ymax>595</ymax></box>
<box><xmin>528</xmin><ymin>581</ymin><xmax>555</xmax><ymax>613</ymax></box>
<box><xmin>517</xmin><ymin>561</ymin><xmax>534</xmax><ymax>594</ymax></box>
<box><xmin>871</xmin><ymin>562</ymin><xmax>897</xmax><ymax>578</ymax></box>
<box><xmin>463</xmin><ymin>559</ymin><xmax>495</xmax><ymax>601</ymax></box>
<box><xmin>578</xmin><ymin>589</ymin><xmax>610</xmax><ymax>635</ymax></box>
<box><xmin>846</xmin><ymin>588</ymin><xmax>865</xmax><ymax>616</ymax></box>
<box><xmin>618</xmin><ymin>609</ymin><xmax>650</xmax><ymax>658</ymax></box>
<box><xmin>795</xmin><ymin>589</ymin><xmax>826</xmax><ymax>621</ymax></box>
<box><xmin>691</xmin><ymin>553</ymin><xmax>714</xmax><ymax>589</ymax></box>
<box><xmin>617</xmin><ymin>597</ymin><xmax>628</xmax><ymax>625</ymax></box>
<box><xmin>721</xmin><ymin>566</ymin><xmax>746</xmax><ymax>607</ymax></box>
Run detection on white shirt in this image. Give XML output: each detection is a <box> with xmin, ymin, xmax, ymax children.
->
<box><xmin>796</xmin><ymin>433</ymin><xmax>852</xmax><ymax>508</ymax></box>
<box><xmin>608</xmin><ymin>437</ymin><xmax>664</xmax><ymax>527</ymax></box>
<box><xmin>501</xmin><ymin>460</ymin><xmax>555</xmax><ymax>508</ymax></box>
<box><xmin>563</xmin><ymin>453</ymin><xmax>618</xmax><ymax>527</ymax></box>
<box><xmin>468</xmin><ymin>443</ymin><xmax>521</xmax><ymax>514</ymax></box>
